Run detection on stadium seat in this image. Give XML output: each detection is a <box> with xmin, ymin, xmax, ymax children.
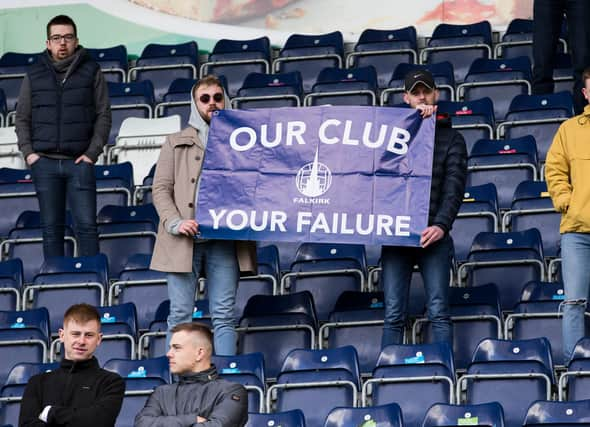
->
<box><xmin>457</xmin><ymin>338</ymin><xmax>554</xmax><ymax>427</ymax></box>
<box><xmin>319</xmin><ymin>290</ymin><xmax>385</xmax><ymax>374</ymax></box>
<box><xmin>304</xmin><ymin>66</ymin><xmax>377</xmax><ymax>106</ymax></box>
<box><xmin>450</xmin><ymin>183</ymin><xmax>499</xmax><ymax>264</ymax></box>
<box><xmin>87</xmin><ymin>45</ymin><xmax>128</xmax><ymax>83</ymax></box>
<box><xmin>245</xmin><ymin>410</ymin><xmax>306</xmax><ymax>427</ymax></box>
<box><xmin>154</xmin><ymin>77</ymin><xmax>196</xmax><ymax>124</ymax></box>
<box><xmin>324</xmin><ymin>403</ymin><xmax>403</xmax><ymax>427</ymax></box>
<box><xmin>273</xmin><ymin>31</ymin><xmax>344</xmax><ymax>94</ymax></box>
<box><xmin>501</xmin><ymin>180</ymin><xmax>560</xmax><ymax>258</ymax></box>
<box><xmin>0</xmin><ymin>259</ymin><xmax>23</xmax><ymax>312</ymax></box>
<box><xmin>362</xmin><ymin>342</ymin><xmax>455</xmax><ymax>427</ymax></box>
<box><xmin>108</xmin><ymin>115</ymin><xmax>181</xmax><ymax>185</ymax></box>
<box><xmin>0</xmin><ymin>127</ymin><xmax>25</xmax><ymax>169</ymax></box>
<box><xmin>559</xmin><ymin>337</ymin><xmax>590</xmax><ymax>401</ymax></box>
<box><xmin>107</xmin><ymin>80</ymin><xmax>155</xmax><ymax>146</ymax></box>
<box><xmin>95</xmin><ymin>162</ymin><xmax>134</xmax><ymax>211</ymax></box>
<box><xmin>129</xmin><ymin>41</ymin><xmax>199</xmax><ymax>103</ymax></box>
<box><xmin>238</xmin><ymin>291</ymin><xmax>317</xmax><ymax>379</ymax></box>
<box><xmin>413</xmin><ymin>283</ymin><xmax>503</xmax><ymax>371</ymax></box>
<box><xmin>93</xmin><ymin>303</ymin><xmax>138</xmax><ymax>363</ymax></box>
<box><xmin>420</xmin><ymin>21</ymin><xmax>492</xmax><ymax>83</ymax></box>
<box><xmin>524</xmin><ymin>399</ymin><xmax>590</xmax><ymax>427</ymax></box>
<box><xmin>347</xmin><ymin>26</ymin><xmax>418</xmax><ymax>90</ymax></box>
<box><xmin>0</xmin><ymin>52</ymin><xmax>39</xmax><ymax>116</ymax></box>
<box><xmin>212</xmin><ymin>352</ymin><xmax>265</xmax><ymax>413</ymax></box>
<box><xmin>200</xmin><ymin>37</ymin><xmax>271</xmax><ymax>98</ymax></box>
<box><xmin>267</xmin><ymin>346</ymin><xmax>360</xmax><ymax>427</ymax></box>
<box><xmin>437</xmin><ymin>97</ymin><xmax>495</xmax><ymax>154</ymax></box>
<box><xmin>457</xmin><ymin>56</ymin><xmax>532</xmax><ymax>121</ymax></box>
<box><xmin>103</xmin><ymin>356</ymin><xmax>170</xmax><ymax>390</ymax></box>
<box><xmin>466</xmin><ymin>135</ymin><xmax>539</xmax><ymax>210</ymax></box>
<box><xmin>0</xmin><ymin>168</ymin><xmax>38</xmax><ymax>239</ymax></box>
<box><xmin>233</xmin><ymin>71</ymin><xmax>304</xmax><ymax>109</ymax></box>
<box><xmin>422</xmin><ymin>402</ymin><xmax>505</xmax><ymax>427</ymax></box>
<box><xmin>281</xmin><ymin>243</ymin><xmax>366</xmax><ymax>321</ymax></box>
<box><xmin>458</xmin><ymin>228</ymin><xmax>546</xmax><ymax>310</ymax></box>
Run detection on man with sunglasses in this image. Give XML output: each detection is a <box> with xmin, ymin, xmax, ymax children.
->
<box><xmin>16</xmin><ymin>15</ymin><xmax>110</xmax><ymax>259</ymax></box>
<box><xmin>150</xmin><ymin>75</ymin><xmax>255</xmax><ymax>356</ymax></box>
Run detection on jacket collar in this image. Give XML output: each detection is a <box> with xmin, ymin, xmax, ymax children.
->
<box><xmin>177</xmin><ymin>364</ymin><xmax>218</xmax><ymax>384</ymax></box>
<box><xmin>171</xmin><ymin>126</ymin><xmax>204</xmax><ymax>150</ymax></box>
<box><xmin>60</xmin><ymin>356</ymin><xmax>100</xmax><ymax>373</ymax></box>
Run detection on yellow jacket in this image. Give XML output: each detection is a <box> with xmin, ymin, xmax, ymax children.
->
<box><xmin>545</xmin><ymin>104</ymin><xmax>590</xmax><ymax>233</ymax></box>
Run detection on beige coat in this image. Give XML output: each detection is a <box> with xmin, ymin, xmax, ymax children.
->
<box><xmin>150</xmin><ymin>126</ymin><xmax>256</xmax><ymax>273</ymax></box>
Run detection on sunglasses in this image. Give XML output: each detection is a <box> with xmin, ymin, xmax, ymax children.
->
<box><xmin>199</xmin><ymin>93</ymin><xmax>224</xmax><ymax>104</ymax></box>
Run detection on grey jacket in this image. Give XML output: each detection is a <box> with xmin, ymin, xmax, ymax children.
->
<box><xmin>134</xmin><ymin>366</ymin><xmax>248</xmax><ymax>427</ymax></box>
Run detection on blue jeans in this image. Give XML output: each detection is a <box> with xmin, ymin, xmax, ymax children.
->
<box><xmin>30</xmin><ymin>157</ymin><xmax>98</xmax><ymax>258</ymax></box>
<box><xmin>381</xmin><ymin>235</ymin><xmax>453</xmax><ymax>348</ymax></box>
<box><xmin>533</xmin><ymin>0</ymin><xmax>590</xmax><ymax>114</ymax></box>
<box><xmin>561</xmin><ymin>232</ymin><xmax>590</xmax><ymax>362</ymax></box>
<box><xmin>166</xmin><ymin>240</ymin><xmax>239</xmax><ymax>355</ymax></box>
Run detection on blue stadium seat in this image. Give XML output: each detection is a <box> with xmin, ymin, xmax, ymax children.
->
<box><xmin>422</xmin><ymin>402</ymin><xmax>505</xmax><ymax>427</ymax></box>
<box><xmin>553</xmin><ymin>53</ymin><xmax>574</xmax><ymax>94</ymax></box>
<box><xmin>498</xmin><ymin>91</ymin><xmax>573</xmax><ymax>165</ymax></box>
<box><xmin>26</xmin><ymin>255</ymin><xmax>108</xmax><ymax>339</ymax></box>
<box><xmin>382</xmin><ymin>61</ymin><xmax>455</xmax><ymax>106</ymax></box>
<box><xmin>273</xmin><ymin>32</ymin><xmax>344</xmax><ymax>94</ymax></box>
<box><xmin>363</xmin><ymin>342</ymin><xmax>455</xmax><ymax>427</ymax></box>
<box><xmin>133</xmin><ymin>163</ymin><xmax>156</xmax><ymax>206</ymax></box>
<box><xmin>116</xmin><ymin>391</ymin><xmax>152</xmax><ymax>427</ymax></box>
<box><xmin>467</xmin><ymin>135</ymin><xmax>539</xmax><ymax>210</ymax></box>
<box><xmin>458</xmin><ymin>338</ymin><xmax>554</xmax><ymax>427</ymax></box>
<box><xmin>324</xmin><ymin>403</ymin><xmax>403</xmax><ymax>427</ymax></box>
<box><xmin>103</xmin><ymin>356</ymin><xmax>170</xmax><ymax>390</ymax></box>
<box><xmin>458</xmin><ymin>56</ymin><xmax>532</xmax><ymax>121</ymax></box>
<box><xmin>413</xmin><ymin>283</ymin><xmax>502</xmax><ymax>371</ymax></box>
<box><xmin>154</xmin><ymin>77</ymin><xmax>196</xmax><ymax>124</ymax></box>
<box><xmin>95</xmin><ymin>162</ymin><xmax>134</xmax><ymax>211</ymax></box>
<box><xmin>437</xmin><ymin>97</ymin><xmax>495</xmax><ymax>154</ymax></box>
<box><xmin>129</xmin><ymin>41</ymin><xmax>199</xmax><ymax>103</ymax></box>
<box><xmin>97</xmin><ymin>204</ymin><xmax>158</xmax><ymax>278</ymax></box>
<box><xmin>420</xmin><ymin>21</ymin><xmax>492</xmax><ymax>83</ymax></box>
<box><xmin>94</xmin><ymin>303</ymin><xmax>138</xmax><ymax>363</ymax></box>
<box><xmin>0</xmin><ymin>168</ymin><xmax>38</xmax><ymax>239</ymax></box>
<box><xmin>305</xmin><ymin>66</ymin><xmax>377</xmax><ymax>106</ymax></box>
<box><xmin>267</xmin><ymin>346</ymin><xmax>360</xmax><ymax>427</ymax></box>
<box><xmin>450</xmin><ymin>183</ymin><xmax>499</xmax><ymax>264</ymax></box>
<box><xmin>502</xmin><ymin>180</ymin><xmax>560</xmax><ymax>258</ymax></box>
<box><xmin>347</xmin><ymin>27</ymin><xmax>418</xmax><ymax>89</ymax></box>
<box><xmin>282</xmin><ymin>243</ymin><xmax>366</xmax><ymax>321</ymax></box>
<box><xmin>238</xmin><ymin>291</ymin><xmax>317</xmax><ymax>379</ymax></box>
<box><xmin>524</xmin><ymin>400</ymin><xmax>590</xmax><ymax>427</ymax></box>
<box><xmin>0</xmin><ymin>259</ymin><xmax>23</xmax><ymax>312</ymax></box>
<box><xmin>107</xmin><ymin>80</ymin><xmax>155</xmax><ymax>146</ymax></box>
<box><xmin>245</xmin><ymin>410</ymin><xmax>306</xmax><ymax>427</ymax></box>
<box><xmin>0</xmin><ymin>52</ymin><xmax>39</xmax><ymax>115</ymax></box>
<box><xmin>109</xmin><ymin>253</ymin><xmax>167</xmax><ymax>332</ymax></box>
<box><xmin>559</xmin><ymin>337</ymin><xmax>590</xmax><ymax>401</ymax></box>
<box><xmin>1</xmin><ymin>361</ymin><xmax>59</xmax><ymax>398</ymax></box>
<box><xmin>458</xmin><ymin>229</ymin><xmax>546</xmax><ymax>310</ymax></box>
<box><xmin>200</xmin><ymin>37</ymin><xmax>271</xmax><ymax>98</ymax></box>
<box><xmin>87</xmin><ymin>45</ymin><xmax>128</xmax><ymax>83</ymax></box>
<box><xmin>233</xmin><ymin>71</ymin><xmax>303</xmax><ymax>109</ymax></box>
<box><xmin>505</xmin><ymin>281</ymin><xmax>576</xmax><ymax>366</ymax></box>
<box><xmin>212</xmin><ymin>352</ymin><xmax>265</xmax><ymax>413</ymax></box>
<box><xmin>319</xmin><ymin>290</ymin><xmax>384</xmax><ymax>374</ymax></box>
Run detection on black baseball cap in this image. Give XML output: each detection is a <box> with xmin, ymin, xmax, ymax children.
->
<box><xmin>404</xmin><ymin>69</ymin><xmax>436</xmax><ymax>92</ymax></box>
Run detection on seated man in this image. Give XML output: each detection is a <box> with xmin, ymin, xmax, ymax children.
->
<box><xmin>19</xmin><ymin>303</ymin><xmax>125</xmax><ymax>427</ymax></box>
<box><xmin>135</xmin><ymin>322</ymin><xmax>248</xmax><ymax>426</ymax></box>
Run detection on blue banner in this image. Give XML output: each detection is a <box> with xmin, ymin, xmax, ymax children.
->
<box><xmin>195</xmin><ymin>106</ymin><xmax>435</xmax><ymax>246</ymax></box>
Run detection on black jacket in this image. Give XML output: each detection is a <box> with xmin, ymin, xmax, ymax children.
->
<box><xmin>18</xmin><ymin>357</ymin><xmax>125</xmax><ymax>427</ymax></box>
<box><xmin>428</xmin><ymin>114</ymin><xmax>468</xmax><ymax>233</ymax></box>
<box><xmin>134</xmin><ymin>365</ymin><xmax>248</xmax><ymax>427</ymax></box>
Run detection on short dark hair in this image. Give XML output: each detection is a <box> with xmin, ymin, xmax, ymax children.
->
<box><xmin>47</xmin><ymin>15</ymin><xmax>77</xmax><ymax>39</ymax></box>
<box><xmin>63</xmin><ymin>303</ymin><xmax>100</xmax><ymax>327</ymax></box>
<box><xmin>171</xmin><ymin>322</ymin><xmax>213</xmax><ymax>351</ymax></box>
<box><xmin>193</xmin><ymin>75</ymin><xmax>224</xmax><ymax>94</ymax></box>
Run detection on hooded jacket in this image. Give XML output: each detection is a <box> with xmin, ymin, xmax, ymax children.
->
<box><xmin>18</xmin><ymin>357</ymin><xmax>124</xmax><ymax>427</ymax></box>
<box><xmin>545</xmin><ymin>104</ymin><xmax>590</xmax><ymax>233</ymax></box>
<box><xmin>134</xmin><ymin>365</ymin><xmax>248</xmax><ymax>427</ymax></box>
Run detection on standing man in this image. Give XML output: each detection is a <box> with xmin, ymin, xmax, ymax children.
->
<box><xmin>532</xmin><ymin>0</ymin><xmax>590</xmax><ymax>114</ymax></box>
<box><xmin>545</xmin><ymin>67</ymin><xmax>590</xmax><ymax>363</ymax></box>
<box><xmin>150</xmin><ymin>75</ymin><xmax>255</xmax><ymax>355</ymax></box>
<box><xmin>19</xmin><ymin>304</ymin><xmax>125</xmax><ymax>427</ymax></box>
<box><xmin>380</xmin><ymin>70</ymin><xmax>467</xmax><ymax>348</ymax></box>
<box><xmin>16</xmin><ymin>14</ymin><xmax>111</xmax><ymax>258</ymax></box>
<box><xmin>135</xmin><ymin>322</ymin><xmax>248</xmax><ymax>426</ymax></box>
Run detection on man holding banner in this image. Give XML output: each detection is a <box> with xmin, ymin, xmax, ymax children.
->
<box><xmin>381</xmin><ymin>70</ymin><xmax>467</xmax><ymax>348</ymax></box>
<box><xmin>150</xmin><ymin>75</ymin><xmax>255</xmax><ymax>356</ymax></box>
